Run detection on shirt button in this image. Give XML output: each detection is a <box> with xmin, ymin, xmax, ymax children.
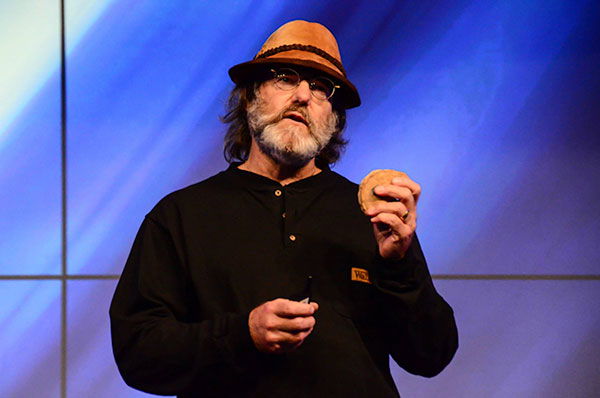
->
<box><xmin>289</xmin><ymin>234</ymin><xmax>296</xmax><ymax>241</ymax></box>
<box><xmin>274</xmin><ymin>189</ymin><xmax>282</xmax><ymax>197</ymax></box>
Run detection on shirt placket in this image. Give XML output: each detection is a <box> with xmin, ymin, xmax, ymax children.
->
<box><xmin>273</xmin><ymin>186</ymin><xmax>299</xmax><ymax>248</ymax></box>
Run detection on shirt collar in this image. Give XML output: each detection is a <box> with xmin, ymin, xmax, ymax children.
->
<box><xmin>225</xmin><ymin>162</ymin><xmax>334</xmax><ymax>192</ymax></box>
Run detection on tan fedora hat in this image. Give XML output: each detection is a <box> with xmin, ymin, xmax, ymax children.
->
<box><xmin>228</xmin><ymin>20</ymin><xmax>361</xmax><ymax>109</ymax></box>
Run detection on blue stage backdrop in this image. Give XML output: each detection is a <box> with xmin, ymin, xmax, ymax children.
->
<box><xmin>1</xmin><ymin>0</ymin><xmax>599</xmax><ymax>396</ymax></box>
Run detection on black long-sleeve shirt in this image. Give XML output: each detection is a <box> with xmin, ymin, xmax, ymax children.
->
<box><xmin>109</xmin><ymin>164</ymin><xmax>458</xmax><ymax>397</ymax></box>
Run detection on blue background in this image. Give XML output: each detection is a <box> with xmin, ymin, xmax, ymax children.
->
<box><xmin>1</xmin><ymin>0</ymin><xmax>599</xmax><ymax>396</ymax></box>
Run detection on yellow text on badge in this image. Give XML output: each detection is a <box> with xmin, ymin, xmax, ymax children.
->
<box><xmin>351</xmin><ymin>267</ymin><xmax>371</xmax><ymax>284</ymax></box>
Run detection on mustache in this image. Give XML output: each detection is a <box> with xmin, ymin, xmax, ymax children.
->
<box><xmin>271</xmin><ymin>105</ymin><xmax>312</xmax><ymax>127</ymax></box>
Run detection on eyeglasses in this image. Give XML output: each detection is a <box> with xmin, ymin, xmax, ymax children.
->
<box><xmin>270</xmin><ymin>68</ymin><xmax>340</xmax><ymax>101</ymax></box>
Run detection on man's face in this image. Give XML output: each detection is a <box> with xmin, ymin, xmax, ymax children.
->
<box><xmin>246</xmin><ymin>67</ymin><xmax>339</xmax><ymax>168</ymax></box>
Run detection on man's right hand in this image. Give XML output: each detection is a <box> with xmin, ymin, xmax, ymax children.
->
<box><xmin>248</xmin><ymin>298</ymin><xmax>319</xmax><ymax>354</ymax></box>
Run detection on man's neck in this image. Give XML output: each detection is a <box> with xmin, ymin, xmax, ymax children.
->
<box><xmin>239</xmin><ymin>140</ymin><xmax>321</xmax><ymax>185</ymax></box>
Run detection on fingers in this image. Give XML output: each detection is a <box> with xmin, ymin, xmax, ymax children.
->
<box><xmin>269</xmin><ymin>299</ymin><xmax>317</xmax><ymax>332</ymax></box>
<box><xmin>369</xmin><ymin>175</ymin><xmax>421</xmax><ymax>208</ymax></box>
<box><xmin>371</xmin><ymin>184</ymin><xmax>415</xmax><ymax>212</ymax></box>
<box><xmin>364</xmin><ymin>173</ymin><xmax>420</xmax><ymax>259</ymax></box>
<box><xmin>262</xmin><ymin>328</ymin><xmax>314</xmax><ymax>353</ymax></box>
<box><xmin>370</xmin><ymin>212</ymin><xmax>413</xmax><ymax>237</ymax></box>
<box><xmin>365</xmin><ymin>199</ymin><xmax>408</xmax><ymax>217</ymax></box>
<box><xmin>365</xmin><ymin>175</ymin><xmax>420</xmax><ymax>223</ymax></box>
<box><xmin>278</xmin><ymin>315</ymin><xmax>316</xmax><ymax>333</ymax></box>
<box><xmin>261</xmin><ymin>310</ymin><xmax>315</xmax><ymax>333</ymax></box>
<box><xmin>365</xmin><ymin>199</ymin><xmax>415</xmax><ymax>227</ymax></box>
<box><xmin>249</xmin><ymin>299</ymin><xmax>319</xmax><ymax>354</ymax></box>
<box><xmin>270</xmin><ymin>298</ymin><xmax>318</xmax><ymax>318</ymax></box>
<box><xmin>264</xmin><ymin>326</ymin><xmax>314</xmax><ymax>344</ymax></box>
<box><xmin>391</xmin><ymin>175</ymin><xmax>421</xmax><ymax>202</ymax></box>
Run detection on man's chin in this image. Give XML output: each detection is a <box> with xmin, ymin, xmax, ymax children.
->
<box><xmin>254</xmin><ymin>126</ymin><xmax>320</xmax><ymax>168</ymax></box>
<box><xmin>257</xmin><ymin>141</ymin><xmax>315</xmax><ymax>168</ymax></box>
<box><xmin>270</xmin><ymin>149</ymin><xmax>314</xmax><ymax>168</ymax></box>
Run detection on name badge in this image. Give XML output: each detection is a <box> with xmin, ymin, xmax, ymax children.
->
<box><xmin>351</xmin><ymin>267</ymin><xmax>371</xmax><ymax>284</ymax></box>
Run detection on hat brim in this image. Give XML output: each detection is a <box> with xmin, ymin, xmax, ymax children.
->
<box><xmin>228</xmin><ymin>57</ymin><xmax>361</xmax><ymax>109</ymax></box>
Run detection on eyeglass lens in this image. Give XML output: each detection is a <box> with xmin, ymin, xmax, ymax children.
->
<box><xmin>272</xmin><ymin>68</ymin><xmax>335</xmax><ymax>100</ymax></box>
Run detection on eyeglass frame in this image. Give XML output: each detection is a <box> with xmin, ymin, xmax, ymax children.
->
<box><xmin>269</xmin><ymin>67</ymin><xmax>341</xmax><ymax>101</ymax></box>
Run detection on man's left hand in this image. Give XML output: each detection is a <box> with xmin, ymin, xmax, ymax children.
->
<box><xmin>364</xmin><ymin>174</ymin><xmax>421</xmax><ymax>260</ymax></box>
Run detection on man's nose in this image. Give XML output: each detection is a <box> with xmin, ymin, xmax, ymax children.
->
<box><xmin>292</xmin><ymin>80</ymin><xmax>312</xmax><ymax>103</ymax></box>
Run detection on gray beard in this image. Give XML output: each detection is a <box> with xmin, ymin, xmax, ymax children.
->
<box><xmin>246</xmin><ymin>97</ymin><xmax>338</xmax><ymax>168</ymax></box>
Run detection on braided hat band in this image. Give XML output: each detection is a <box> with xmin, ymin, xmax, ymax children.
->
<box><xmin>228</xmin><ymin>20</ymin><xmax>360</xmax><ymax>109</ymax></box>
<box><xmin>255</xmin><ymin>44</ymin><xmax>347</xmax><ymax>77</ymax></box>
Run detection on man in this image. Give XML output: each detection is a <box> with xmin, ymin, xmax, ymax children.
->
<box><xmin>110</xmin><ymin>20</ymin><xmax>458</xmax><ymax>397</ymax></box>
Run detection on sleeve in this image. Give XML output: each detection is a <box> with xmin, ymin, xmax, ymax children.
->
<box><xmin>372</xmin><ymin>234</ymin><xmax>459</xmax><ymax>377</ymax></box>
<box><xmin>109</xmin><ymin>215</ymin><xmax>259</xmax><ymax>395</ymax></box>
